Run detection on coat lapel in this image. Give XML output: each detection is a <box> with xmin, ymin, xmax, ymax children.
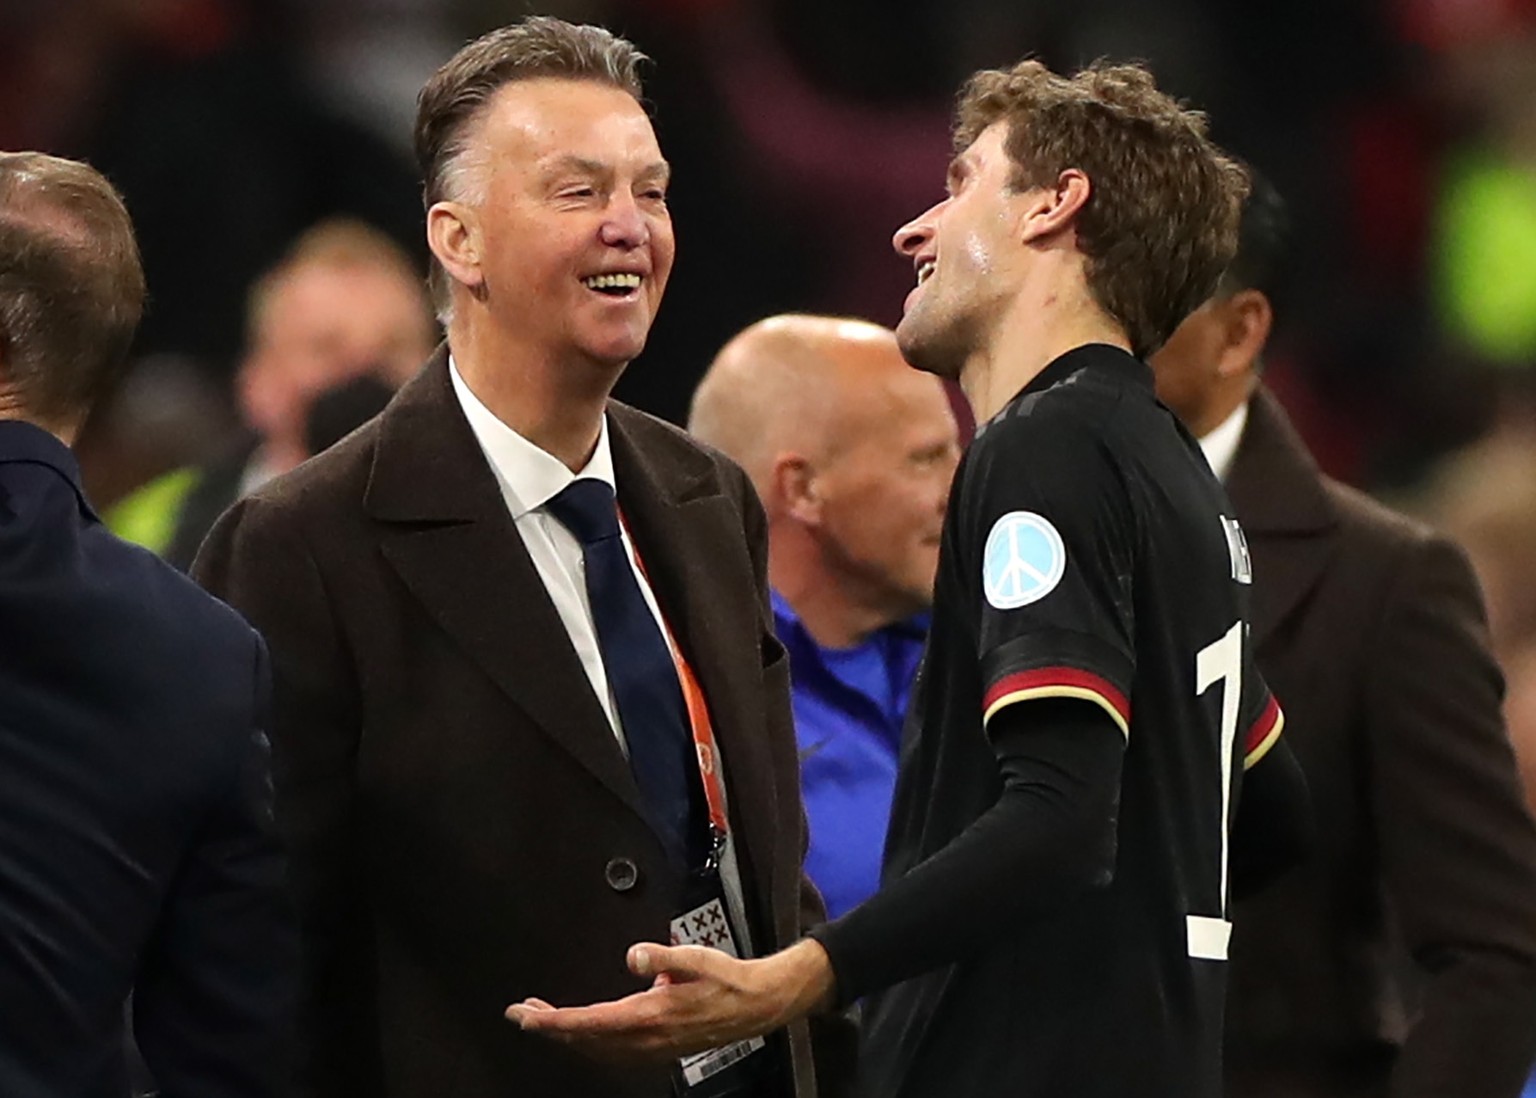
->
<box><xmin>1225</xmin><ymin>387</ymin><xmax>1339</xmax><ymax>645</ymax></box>
<box><xmin>608</xmin><ymin>407</ymin><xmax>780</xmax><ymax>909</ymax></box>
<box><xmin>364</xmin><ymin>351</ymin><xmax>648</xmax><ymax>828</ymax></box>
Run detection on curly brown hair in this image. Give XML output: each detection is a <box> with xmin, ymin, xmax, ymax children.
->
<box><xmin>955</xmin><ymin>60</ymin><xmax>1248</xmax><ymax>359</ymax></box>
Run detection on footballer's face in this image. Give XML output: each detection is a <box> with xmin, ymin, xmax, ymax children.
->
<box><xmin>892</xmin><ymin>122</ymin><xmax>1026</xmax><ymax>379</ymax></box>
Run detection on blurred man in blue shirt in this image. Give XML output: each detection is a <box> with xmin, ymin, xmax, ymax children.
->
<box><xmin>690</xmin><ymin>315</ymin><xmax>960</xmax><ymax>916</ymax></box>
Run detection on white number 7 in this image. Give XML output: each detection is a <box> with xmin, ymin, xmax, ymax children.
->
<box><xmin>1190</xmin><ymin>620</ymin><xmax>1242</xmax><ymax>961</ymax></box>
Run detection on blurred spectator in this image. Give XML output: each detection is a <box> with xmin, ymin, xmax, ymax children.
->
<box><xmin>301</xmin><ymin>372</ymin><xmax>399</xmax><ymax>457</ymax></box>
<box><xmin>689</xmin><ymin>314</ymin><xmax>959</xmax><ymax>918</ymax></box>
<box><xmin>108</xmin><ymin>217</ymin><xmax>435</xmax><ymax>568</ymax></box>
<box><xmin>1151</xmin><ymin>175</ymin><xmax>1536</xmax><ymax>1098</ymax></box>
<box><xmin>74</xmin><ymin>352</ymin><xmax>239</xmax><ymax>515</ymax></box>
<box><xmin>1427</xmin><ymin>430</ymin><xmax>1536</xmax><ymax>665</ymax></box>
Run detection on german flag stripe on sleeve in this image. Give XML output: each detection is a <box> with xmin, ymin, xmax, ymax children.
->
<box><xmin>982</xmin><ymin>667</ymin><xmax>1130</xmax><ymax>739</ymax></box>
<box><xmin>1243</xmin><ymin>695</ymin><xmax>1285</xmax><ymax>770</ymax></box>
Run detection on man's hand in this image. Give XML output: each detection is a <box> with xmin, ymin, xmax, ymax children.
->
<box><xmin>505</xmin><ymin>938</ymin><xmax>836</xmax><ymax>1063</ymax></box>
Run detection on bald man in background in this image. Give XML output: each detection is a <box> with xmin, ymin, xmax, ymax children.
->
<box><xmin>690</xmin><ymin>315</ymin><xmax>960</xmax><ymax>918</ymax></box>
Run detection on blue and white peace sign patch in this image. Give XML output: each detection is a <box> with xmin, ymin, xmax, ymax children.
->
<box><xmin>983</xmin><ymin>511</ymin><xmax>1066</xmax><ymax>609</ymax></box>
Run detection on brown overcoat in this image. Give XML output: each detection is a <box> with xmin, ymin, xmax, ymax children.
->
<box><xmin>1225</xmin><ymin>389</ymin><xmax>1536</xmax><ymax>1098</ymax></box>
<box><xmin>194</xmin><ymin>350</ymin><xmax>839</xmax><ymax>1098</ymax></box>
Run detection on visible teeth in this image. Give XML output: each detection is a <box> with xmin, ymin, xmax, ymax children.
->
<box><xmin>583</xmin><ymin>272</ymin><xmax>642</xmax><ymax>291</ymax></box>
<box><xmin>917</xmin><ymin>260</ymin><xmax>935</xmax><ymax>284</ymax></box>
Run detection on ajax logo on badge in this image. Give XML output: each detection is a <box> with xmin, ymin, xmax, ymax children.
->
<box><xmin>983</xmin><ymin>511</ymin><xmax>1066</xmax><ymax>609</ymax></box>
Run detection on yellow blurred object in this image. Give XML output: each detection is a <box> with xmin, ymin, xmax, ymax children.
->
<box><xmin>104</xmin><ymin>466</ymin><xmax>199</xmax><ymax>555</ymax></box>
<box><xmin>1436</xmin><ymin>149</ymin><xmax>1536</xmax><ymax>365</ymax></box>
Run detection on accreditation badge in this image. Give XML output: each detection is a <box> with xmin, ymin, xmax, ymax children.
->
<box><xmin>669</xmin><ymin>884</ymin><xmax>768</xmax><ymax>1095</ymax></box>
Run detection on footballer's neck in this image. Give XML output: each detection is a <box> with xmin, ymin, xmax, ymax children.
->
<box><xmin>959</xmin><ymin>287</ymin><xmax>1130</xmax><ymax>424</ymax></box>
<box><xmin>449</xmin><ymin>319</ymin><xmax>622</xmax><ymax>473</ymax></box>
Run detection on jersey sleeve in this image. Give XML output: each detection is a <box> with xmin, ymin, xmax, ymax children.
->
<box><xmin>1240</xmin><ymin>662</ymin><xmax>1285</xmax><ymax>770</ymax></box>
<box><xmin>964</xmin><ymin>413</ymin><xmax>1138</xmax><ymax>739</ymax></box>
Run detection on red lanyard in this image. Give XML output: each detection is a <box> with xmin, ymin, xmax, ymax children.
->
<box><xmin>619</xmin><ymin>512</ymin><xmax>731</xmax><ymax>858</ymax></box>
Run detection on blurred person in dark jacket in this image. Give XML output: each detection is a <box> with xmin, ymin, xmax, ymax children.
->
<box><xmin>108</xmin><ymin>217</ymin><xmax>435</xmax><ymax>568</ymax></box>
<box><xmin>0</xmin><ymin>150</ymin><xmax>295</xmax><ymax>1097</ymax></box>
<box><xmin>1150</xmin><ymin>174</ymin><xmax>1536</xmax><ymax>1098</ymax></box>
<box><xmin>689</xmin><ymin>314</ymin><xmax>959</xmax><ymax>919</ymax></box>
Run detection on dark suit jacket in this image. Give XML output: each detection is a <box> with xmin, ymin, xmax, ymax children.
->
<box><xmin>1224</xmin><ymin>390</ymin><xmax>1536</xmax><ymax>1098</ymax></box>
<box><xmin>193</xmin><ymin>351</ymin><xmax>839</xmax><ymax>1098</ymax></box>
<box><xmin>0</xmin><ymin>421</ymin><xmax>294</xmax><ymax>1098</ymax></box>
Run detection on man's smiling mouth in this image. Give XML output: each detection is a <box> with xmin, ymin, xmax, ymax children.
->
<box><xmin>582</xmin><ymin>273</ymin><xmax>642</xmax><ymax>295</ymax></box>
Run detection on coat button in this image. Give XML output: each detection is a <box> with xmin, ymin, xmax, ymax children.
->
<box><xmin>605</xmin><ymin>857</ymin><xmax>640</xmax><ymax>892</ymax></box>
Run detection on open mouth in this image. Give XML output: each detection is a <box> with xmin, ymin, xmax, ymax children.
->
<box><xmin>916</xmin><ymin>259</ymin><xmax>935</xmax><ymax>285</ymax></box>
<box><xmin>582</xmin><ymin>272</ymin><xmax>643</xmax><ymax>297</ymax></box>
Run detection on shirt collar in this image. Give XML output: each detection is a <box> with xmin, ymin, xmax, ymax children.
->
<box><xmin>0</xmin><ymin>420</ymin><xmax>91</xmax><ymax>511</ymax></box>
<box><xmin>1022</xmin><ymin>342</ymin><xmax>1152</xmax><ymax>399</ymax></box>
<box><xmin>981</xmin><ymin>343</ymin><xmax>1151</xmax><ymax>435</ymax></box>
<box><xmin>449</xmin><ymin>355</ymin><xmax>616</xmax><ymax>519</ymax></box>
<box><xmin>770</xmin><ymin>588</ymin><xmax>930</xmax><ymax>648</ymax></box>
<box><xmin>1197</xmin><ymin>400</ymin><xmax>1249</xmax><ymax>483</ymax></box>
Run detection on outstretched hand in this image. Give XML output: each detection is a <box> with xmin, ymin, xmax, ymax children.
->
<box><xmin>506</xmin><ymin>938</ymin><xmax>835</xmax><ymax>1063</ymax></box>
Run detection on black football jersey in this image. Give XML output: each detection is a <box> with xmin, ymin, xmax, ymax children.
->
<box><xmin>859</xmin><ymin>344</ymin><xmax>1283</xmax><ymax>1098</ymax></box>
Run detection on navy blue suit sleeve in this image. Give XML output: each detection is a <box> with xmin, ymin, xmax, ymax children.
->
<box><xmin>133</xmin><ymin>635</ymin><xmax>298</xmax><ymax>1098</ymax></box>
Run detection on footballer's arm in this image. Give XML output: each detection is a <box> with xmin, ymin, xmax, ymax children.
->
<box><xmin>1230</xmin><ymin>729</ymin><xmax>1312</xmax><ymax>900</ymax></box>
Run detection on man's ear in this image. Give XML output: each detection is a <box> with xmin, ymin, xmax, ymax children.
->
<box><xmin>1214</xmin><ymin>289</ymin><xmax>1273</xmax><ymax>379</ymax></box>
<box><xmin>426</xmin><ymin>201</ymin><xmax>485</xmax><ymax>294</ymax></box>
<box><xmin>1019</xmin><ymin>169</ymin><xmax>1092</xmax><ymax>245</ymax></box>
<box><xmin>773</xmin><ymin>453</ymin><xmax>822</xmax><ymax>526</ymax></box>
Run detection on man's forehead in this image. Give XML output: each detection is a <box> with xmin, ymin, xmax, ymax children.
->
<box><xmin>480</xmin><ymin>78</ymin><xmax>658</xmax><ymax>147</ymax></box>
<box><xmin>535</xmin><ymin>152</ymin><xmax>671</xmax><ymax>180</ymax></box>
<box><xmin>963</xmin><ymin>122</ymin><xmax>1012</xmax><ymax>165</ymax></box>
<box><xmin>948</xmin><ymin>123</ymin><xmax>1008</xmax><ymax>180</ymax></box>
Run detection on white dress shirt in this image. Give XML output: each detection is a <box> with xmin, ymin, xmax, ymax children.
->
<box><xmin>1198</xmin><ymin>401</ymin><xmax>1249</xmax><ymax>484</ymax></box>
<box><xmin>449</xmin><ymin>359</ymin><xmax>755</xmax><ymax>951</ymax></box>
<box><xmin>450</xmin><ymin>360</ymin><xmax>670</xmax><ymax>753</ymax></box>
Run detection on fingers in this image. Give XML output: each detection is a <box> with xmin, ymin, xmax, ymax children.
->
<box><xmin>629</xmin><ymin>942</ymin><xmax>735</xmax><ymax>983</ymax></box>
<box><xmin>505</xmin><ymin>1000</ymin><xmax>554</xmax><ymax>1026</ymax></box>
<box><xmin>506</xmin><ymin>1009</ymin><xmax>677</xmax><ymax>1064</ymax></box>
<box><xmin>507</xmin><ymin>992</ymin><xmax>668</xmax><ymax>1037</ymax></box>
<box><xmin>505</xmin><ymin>994</ymin><xmax>691</xmax><ymax>1062</ymax></box>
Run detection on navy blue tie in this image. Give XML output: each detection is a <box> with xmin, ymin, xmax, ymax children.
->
<box><xmin>545</xmin><ymin>478</ymin><xmax>701</xmax><ymax>871</ymax></box>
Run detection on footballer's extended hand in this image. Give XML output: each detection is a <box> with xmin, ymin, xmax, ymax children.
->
<box><xmin>505</xmin><ymin>938</ymin><xmax>835</xmax><ymax>1063</ymax></box>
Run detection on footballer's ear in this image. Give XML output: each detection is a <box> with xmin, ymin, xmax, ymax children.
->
<box><xmin>427</xmin><ymin>200</ymin><xmax>486</xmax><ymax>295</ymax></box>
<box><xmin>1019</xmin><ymin>169</ymin><xmax>1092</xmax><ymax>244</ymax></box>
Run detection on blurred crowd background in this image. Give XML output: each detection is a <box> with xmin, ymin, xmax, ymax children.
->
<box><xmin>8</xmin><ymin>0</ymin><xmax>1536</xmax><ymax>790</ymax></box>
